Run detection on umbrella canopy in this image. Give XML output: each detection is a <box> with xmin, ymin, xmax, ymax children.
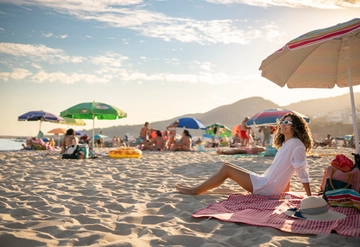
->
<box><xmin>205</xmin><ymin>123</ymin><xmax>232</xmax><ymax>137</ymax></box>
<box><xmin>175</xmin><ymin>117</ymin><xmax>207</xmax><ymax>130</ymax></box>
<box><xmin>60</xmin><ymin>101</ymin><xmax>127</xmax><ymax>149</ymax></box>
<box><xmin>259</xmin><ymin>18</ymin><xmax>360</xmax><ymax>153</ymax></box>
<box><xmin>90</xmin><ymin>134</ymin><xmax>107</xmax><ymax>139</ymax></box>
<box><xmin>232</xmin><ymin>125</ymin><xmax>241</xmax><ymax>136</ymax></box>
<box><xmin>247</xmin><ymin>108</ymin><xmax>310</xmax><ymax>127</ymax></box>
<box><xmin>18</xmin><ymin>110</ymin><xmax>64</xmax><ymax>134</ymax></box>
<box><xmin>47</xmin><ymin>128</ymin><xmax>67</xmax><ymax>135</ymax></box>
<box><xmin>59</xmin><ymin>117</ymin><xmax>86</xmax><ymax>126</ymax></box>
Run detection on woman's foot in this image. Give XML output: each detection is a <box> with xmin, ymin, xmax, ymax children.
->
<box><xmin>175</xmin><ymin>184</ymin><xmax>196</xmax><ymax>195</ymax></box>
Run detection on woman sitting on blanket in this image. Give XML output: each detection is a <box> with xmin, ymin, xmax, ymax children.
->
<box><xmin>217</xmin><ymin>146</ymin><xmax>266</xmax><ymax>155</ymax></box>
<box><xmin>176</xmin><ymin>113</ymin><xmax>313</xmax><ymax>196</ymax></box>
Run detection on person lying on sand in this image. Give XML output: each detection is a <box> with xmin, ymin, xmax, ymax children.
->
<box><xmin>217</xmin><ymin>146</ymin><xmax>266</xmax><ymax>155</ymax></box>
<box><xmin>176</xmin><ymin>113</ymin><xmax>313</xmax><ymax>197</ymax></box>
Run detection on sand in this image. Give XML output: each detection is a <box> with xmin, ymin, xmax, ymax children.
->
<box><xmin>0</xmin><ymin>147</ymin><xmax>359</xmax><ymax>247</ymax></box>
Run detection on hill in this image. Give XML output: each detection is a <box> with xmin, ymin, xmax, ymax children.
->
<box><xmin>78</xmin><ymin>93</ymin><xmax>360</xmax><ymax>139</ymax></box>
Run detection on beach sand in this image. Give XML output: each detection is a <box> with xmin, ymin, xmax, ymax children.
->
<box><xmin>0</xmin><ymin>147</ymin><xmax>359</xmax><ymax>247</ymax></box>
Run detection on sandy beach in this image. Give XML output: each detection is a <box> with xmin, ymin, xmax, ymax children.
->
<box><xmin>0</xmin><ymin>147</ymin><xmax>359</xmax><ymax>247</ymax></box>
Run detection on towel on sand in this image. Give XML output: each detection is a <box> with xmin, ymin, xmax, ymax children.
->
<box><xmin>192</xmin><ymin>193</ymin><xmax>360</xmax><ymax>237</ymax></box>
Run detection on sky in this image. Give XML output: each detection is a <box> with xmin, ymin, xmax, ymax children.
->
<box><xmin>0</xmin><ymin>0</ymin><xmax>359</xmax><ymax>137</ymax></box>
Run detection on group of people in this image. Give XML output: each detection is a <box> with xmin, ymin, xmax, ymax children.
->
<box><xmin>138</xmin><ymin>120</ymin><xmax>193</xmax><ymax>151</ymax></box>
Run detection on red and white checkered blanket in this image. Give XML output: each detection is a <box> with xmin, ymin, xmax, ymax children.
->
<box><xmin>192</xmin><ymin>193</ymin><xmax>360</xmax><ymax>237</ymax></box>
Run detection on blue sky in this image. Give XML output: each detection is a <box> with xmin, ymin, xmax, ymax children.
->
<box><xmin>0</xmin><ymin>0</ymin><xmax>359</xmax><ymax>136</ymax></box>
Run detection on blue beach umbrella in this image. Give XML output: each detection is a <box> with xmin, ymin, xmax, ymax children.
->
<box><xmin>18</xmin><ymin>110</ymin><xmax>64</xmax><ymax>134</ymax></box>
<box><xmin>175</xmin><ymin>117</ymin><xmax>207</xmax><ymax>130</ymax></box>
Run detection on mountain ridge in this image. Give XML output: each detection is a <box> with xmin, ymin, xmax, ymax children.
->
<box><xmin>85</xmin><ymin>92</ymin><xmax>360</xmax><ymax>139</ymax></box>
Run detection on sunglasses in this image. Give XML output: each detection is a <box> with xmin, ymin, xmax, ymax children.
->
<box><xmin>279</xmin><ymin>120</ymin><xmax>292</xmax><ymax>125</ymax></box>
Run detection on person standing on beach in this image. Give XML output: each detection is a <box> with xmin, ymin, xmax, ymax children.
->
<box><xmin>240</xmin><ymin>117</ymin><xmax>251</xmax><ymax>147</ymax></box>
<box><xmin>166</xmin><ymin>119</ymin><xmax>179</xmax><ymax>149</ymax></box>
<box><xmin>176</xmin><ymin>113</ymin><xmax>313</xmax><ymax>196</ymax></box>
<box><xmin>139</xmin><ymin>122</ymin><xmax>151</xmax><ymax>143</ymax></box>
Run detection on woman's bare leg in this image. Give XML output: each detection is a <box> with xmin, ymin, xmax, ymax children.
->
<box><xmin>176</xmin><ymin>163</ymin><xmax>253</xmax><ymax>195</ymax></box>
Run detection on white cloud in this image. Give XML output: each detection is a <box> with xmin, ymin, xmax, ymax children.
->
<box><xmin>0</xmin><ymin>27</ymin><xmax>4</xmax><ymax>32</ymax></box>
<box><xmin>58</xmin><ymin>34</ymin><xmax>68</xmax><ymax>39</ymax></box>
<box><xmin>205</xmin><ymin>0</ymin><xmax>360</xmax><ymax>9</ymax></box>
<box><xmin>31</xmin><ymin>63</ymin><xmax>42</xmax><ymax>69</ymax></box>
<box><xmin>10</xmin><ymin>68</ymin><xmax>32</xmax><ymax>79</ymax></box>
<box><xmin>0</xmin><ymin>43</ymin><xmax>85</xmax><ymax>64</ymax></box>
<box><xmin>1</xmin><ymin>0</ymin><xmax>282</xmax><ymax>45</ymax></box>
<box><xmin>0</xmin><ymin>72</ymin><xmax>10</xmax><ymax>81</ymax></box>
<box><xmin>31</xmin><ymin>70</ymin><xmax>109</xmax><ymax>84</ymax></box>
<box><xmin>90</xmin><ymin>52</ymin><xmax>128</xmax><ymax>68</ymax></box>
<box><xmin>41</xmin><ymin>32</ymin><xmax>53</xmax><ymax>37</ymax></box>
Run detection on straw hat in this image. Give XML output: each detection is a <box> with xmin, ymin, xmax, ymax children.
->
<box><xmin>174</xmin><ymin>119</ymin><xmax>179</xmax><ymax>124</ymax></box>
<box><xmin>284</xmin><ymin>196</ymin><xmax>346</xmax><ymax>220</ymax></box>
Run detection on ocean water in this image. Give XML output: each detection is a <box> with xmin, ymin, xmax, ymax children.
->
<box><xmin>0</xmin><ymin>138</ymin><xmax>26</xmax><ymax>151</ymax></box>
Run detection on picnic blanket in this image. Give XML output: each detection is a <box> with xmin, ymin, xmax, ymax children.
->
<box><xmin>192</xmin><ymin>193</ymin><xmax>360</xmax><ymax>237</ymax></box>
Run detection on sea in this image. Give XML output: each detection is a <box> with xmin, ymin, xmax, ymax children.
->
<box><xmin>0</xmin><ymin>138</ymin><xmax>26</xmax><ymax>151</ymax></box>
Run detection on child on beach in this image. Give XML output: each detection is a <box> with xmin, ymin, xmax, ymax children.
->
<box><xmin>176</xmin><ymin>113</ymin><xmax>313</xmax><ymax>196</ymax></box>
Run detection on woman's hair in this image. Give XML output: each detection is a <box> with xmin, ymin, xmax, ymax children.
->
<box><xmin>66</xmin><ymin>128</ymin><xmax>74</xmax><ymax>135</ymax></box>
<box><xmin>272</xmin><ymin>113</ymin><xmax>313</xmax><ymax>153</ymax></box>
<box><xmin>156</xmin><ymin>130</ymin><xmax>162</xmax><ymax>137</ymax></box>
<box><xmin>183</xmin><ymin>129</ymin><xmax>190</xmax><ymax>137</ymax></box>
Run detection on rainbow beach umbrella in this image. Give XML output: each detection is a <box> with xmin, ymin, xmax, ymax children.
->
<box><xmin>259</xmin><ymin>18</ymin><xmax>360</xmax><ymax>154</ymax></box>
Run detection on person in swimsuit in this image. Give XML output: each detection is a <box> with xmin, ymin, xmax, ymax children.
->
<box><xmin>217</xmin><ymin>146</ymin><xmax>266</xmax><ymax>155</ymax></box>
<box><xmin>176</xmin><ymin>112</ymin><xmax>313</xmax><ymax>196</ymax></box>
<box><xmin>166</xmin><ymin>119</ymin><xmax>179</xmax><ymax>149</ymax></box>
<box><xmin>240</xmin><ymin>117</ymin><xmax>251</xmax><ymax>147</ymax></box>
<box><xmin>139</xmin><ymin>122</ymin><xmax>151</xmax><ymax>143</ymax></box>
<box><xmin>141</xmin><ymin>130</ymin><xmax>166</xmax><ymax>151</ymax></box>
<box><xmin>60</xmin><ymin>129</ymin><xmax>78</xmax><ymax>154</ymax></box>
<box><xmin>170</xmin><ymin>129</ymin><xmax>192</xmax><ymax>151</ymax></box>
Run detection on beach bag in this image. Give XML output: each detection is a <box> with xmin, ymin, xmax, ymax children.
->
<box><xmin>62</xmin><ymin>145</ymin><xmax>79</xmax><ymax>159</ymax></box>
<box><xmin>325</xmin><ymin>188</ymin><xmax>360</xmax><ymax>211</ymax></box>
<box><xmin>320</xmin><ymin>164</ymin><xmax>360</xmax><ymax>197</ymax></box>
<box><xmin>331</xmin><ymin>154</ymin><xmax>354</xmax><ymax>172</ymax></box>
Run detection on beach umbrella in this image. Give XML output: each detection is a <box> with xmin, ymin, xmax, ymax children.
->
<box><xmin>18</xmin><ymin>110</ymin><xmax>64</xmax><ymax>136</ymax></box>
<box><xmin>232</xmin><ymin>125</ymin><xmax>241</xmax><ymax>136</ymax></box>
<box><xmin>247</xmin><ymin>108</ymin><xmax>310</xmax><ymax>127</ymax></box>
<box><xmin>205</xmin><ymin>123</ymin><xmax>232</xmax><ymax>137</ymax></box>
<box><xmin>259</xmin><ymin>18</ymin><xmax>360</xmax><ymax>153</ymax></box>
<box><xmin>59</xmin><ymin>117</ymin><xmax>86</xmax><ymax>126</ymax></box>
<box><xmin>60</xmin><ymin>101</ymin><xmax>127</xmax><ymax>148</ymax></box>
<box><xmin>47</xmin><ymin>128</ymin><xmax>67</xmax><ymax>146</ymax></box>
<box><xmin>48</xmin><ymin>128</ymin><xmax>67</xmax><ymax>135</ymax></box>
<box><xmin>175</xmin><ymin>117</ymin><xmax>207</xmax><ymax>130</ymax></box>
<box><xmin>91</xmin><ymin>134</ymin><xmax>108</xmax><ymax>139</ymax></box>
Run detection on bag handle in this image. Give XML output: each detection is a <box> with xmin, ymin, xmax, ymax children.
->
<box><xmin>329</xmin><ymin>167</ymin><xmax>353</xmax><ymax>190</ymax></box>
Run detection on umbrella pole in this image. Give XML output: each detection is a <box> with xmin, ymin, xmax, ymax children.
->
<box><xmin>345</xmin><ymin>45</ymin><xmax>360</xmax><ymax>154</ymax></box>
<box><xmin>92</xmin><ymin>115</ymin><xmax>95</xmax><ymax>151</ymax></box>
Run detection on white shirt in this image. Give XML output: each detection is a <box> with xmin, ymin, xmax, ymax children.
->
<box><xmin>250</xmin><ymin>138</ymin><xmax>310</xmax><ymax>196</ymax></box>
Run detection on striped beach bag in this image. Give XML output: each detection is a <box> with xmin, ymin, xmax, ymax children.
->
<box><xmin>325</xmin><ymin>188</ymin><xmax>360</xmax><ymax>211</ymax></box>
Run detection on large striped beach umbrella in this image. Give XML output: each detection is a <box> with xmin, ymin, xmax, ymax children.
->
<box><xmin>259</xmin><ymin>18</ymin><xmax>360</xmax><ymax>154</ymax></box>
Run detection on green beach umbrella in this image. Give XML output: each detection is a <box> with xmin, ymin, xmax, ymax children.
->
<box><xmin>205</xmin><ymin>123</ymin><xmax>232</xmax><ymax>138</ymax></box>
<box><xmin>60</xmin><ymin>101</ymin><xmax>127</xmax><ymax>149</ymax></box>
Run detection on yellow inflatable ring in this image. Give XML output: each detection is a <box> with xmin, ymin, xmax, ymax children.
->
<box><xmin>108</xmin><ymin>147</ymin><xmax>142</xmax><ymax>158</ymax></box>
